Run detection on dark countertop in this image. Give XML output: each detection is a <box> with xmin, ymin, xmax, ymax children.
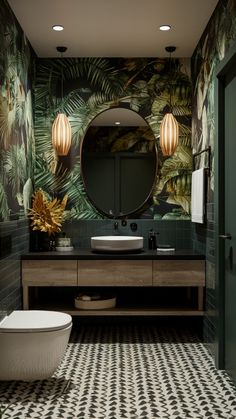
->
<box><xmin>21</xmin><ymin>249</ymin><xmax>205</xmax><ymax>260</ymax></box>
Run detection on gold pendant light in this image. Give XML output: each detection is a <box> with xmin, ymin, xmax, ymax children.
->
<box><xmin>160</xmin><ymin>112</ymin><xmax>179</xmax><ymax>156</ymax></box>
<box><xmin>160</xmin><ymin>46</ymin><xmax>179</xmax><ymax>156</ymax></box>
<box><xmin>52</xmin><ymin>46</ymin><xmax>71</xmax><ymax>156</ymax></box>
<box><xmin>52</xmin><ymin>113</ymin><xmax>71</xmax><ymax>155</ymax></box>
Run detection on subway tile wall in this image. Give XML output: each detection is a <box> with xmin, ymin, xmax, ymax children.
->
<box><xmin>205</xmin><ymin>202</ymin><xmax>217</xmax><ymax>362</ymax></box>
<box><xmin>0</xmin><ymin>219</ymin><xmax>29</xmax><ymax>321</ymax></box>
<box><xmin>62</xmin><ymin>219</ymin><xmax>192</xmax><ymax>250</ymax></box>
<box><xmin>192</xmin><ymin>201</ymin><xmax>216</xmax><ymax>360</ymax></box>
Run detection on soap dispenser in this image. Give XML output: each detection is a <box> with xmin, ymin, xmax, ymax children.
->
<box><xmin>148</xmin><ymin>229</ymin><xmax>157</xmax><ymax>250</ymax></box>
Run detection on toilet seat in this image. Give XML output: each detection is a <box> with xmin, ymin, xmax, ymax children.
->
<box><xmin>0</xmin><ymin>310</ymin><xmax>72</xmax><ymax>333</ymax></box>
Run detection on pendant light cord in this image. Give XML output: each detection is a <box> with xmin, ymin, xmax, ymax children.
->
<box><xmin>56</xmin><ymin>46</ymin><xmax>67</xmax><ymax>113</ymax></box>
<box><xmin>169</xmin><ymin>50</ymin><xmax>173</xmax><ymax>112</ymax></box>
<box><xmin>61</xmin><ymin>52</ymin><xmax>64</xmax><ymax>112</ymax></box>
<box><xmin>165</xmin><ymin>46</ymin><xmax>176</xmax><ymax>113</ymax></box>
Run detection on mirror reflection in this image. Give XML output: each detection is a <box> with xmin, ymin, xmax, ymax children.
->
<box><xmin>81</xmin><ymin>108</ymin><xmax>157</xmax><ymax>217</ymax></box>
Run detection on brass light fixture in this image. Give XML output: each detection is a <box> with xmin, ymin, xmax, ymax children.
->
<box><xmin>52</xmin><ymin>46</ymin><xmax>72</xmax><ymax>156</ymax></box>
<box><xmin>160</xmin><ymin>46</ymin><xmax>179</xmax><ymax>156</ymax></box>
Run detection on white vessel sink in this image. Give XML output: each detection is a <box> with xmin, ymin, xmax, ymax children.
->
<box><xmin>91</xmin><ymin>236</ymin><xmax>144</xmax><ymax>253</ymax></box>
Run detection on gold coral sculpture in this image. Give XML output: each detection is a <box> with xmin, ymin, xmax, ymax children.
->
<box><xmin>28</xmin><ymin>189</ymin><xmax>68</xmax><ymax>235</ymax></box>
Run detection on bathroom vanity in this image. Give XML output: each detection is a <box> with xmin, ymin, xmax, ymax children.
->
<box><xmin>21</xmin><ymin>249</ymin><xmax>205</xmax><ymax>316</ymax></box>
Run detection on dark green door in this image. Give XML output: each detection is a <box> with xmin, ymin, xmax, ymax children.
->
<box><xmin>215</xmin><ymin>50</ymin><xmax>236</xmax><ymax>383</ymax></box>
<box><xmin>222</xmin><ymin>64</ymin><xmax>236</xmax><ymax>382</ymax></box>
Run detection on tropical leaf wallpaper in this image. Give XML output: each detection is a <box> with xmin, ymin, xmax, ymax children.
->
<box><xmin>83</xmin><ymin>126</ymin><xmax>155</xmax><ymax>153</ymax></box>
<box><xmin>192</xmin><ymin>0</ymin><xmax>236</xmax><ymax>194</ymax></box>
<box><xmin>0</xmin><ymin>0</ymin><xmax>193</xmax><ymax>222</ymax></box>
<box><xmin>35</xmin><ymin>57</ymin><xmax>192</xmax><ymax>220</ymax></box>
<box><xmin>0</xmin><ymin>0</ymin><xmax>35</xmax><ymax>221</ymax></box>
<box><xmin>2</xmin><ymin>0</ymin><xmax>236</xmax><ymax>223</ymax></box>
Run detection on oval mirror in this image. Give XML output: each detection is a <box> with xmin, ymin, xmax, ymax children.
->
<box><xmin>81</xmin><ymin>108</ymin><xmax>157</xmax><ymax>218</ymax></box>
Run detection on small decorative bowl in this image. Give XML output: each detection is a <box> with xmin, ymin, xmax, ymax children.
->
<box><xmin>74</xmin><ymin>295</ymin><xmax>116</xmax><ymax>310</ymax></box>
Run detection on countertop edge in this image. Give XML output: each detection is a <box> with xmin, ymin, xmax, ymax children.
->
<box><xmin>21</xmin><ymin>249</ymin><xmax>205</xmax><ymax>260</ymax></box>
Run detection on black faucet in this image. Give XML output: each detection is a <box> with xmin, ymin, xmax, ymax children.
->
<box><xmin>114</xmin><ymin>221</ymin><xmax>119</xmax><ymax>230</ymax></box>
<box><xmin>109</xmin><ymin>210</ymin><xmax>119</xmax><ymax>231</ymax></box>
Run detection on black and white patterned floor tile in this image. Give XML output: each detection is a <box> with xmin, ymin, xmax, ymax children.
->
<box><xmin>1</xmin><ymin>321</ymin><xmax>236</xmax><ymax>419</ymax></box>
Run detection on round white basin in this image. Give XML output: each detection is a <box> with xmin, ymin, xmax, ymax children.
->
<box><xmin>91</xmin><ymin>236</ymin><xmax>143</xmax><ymax>253</ymax></box>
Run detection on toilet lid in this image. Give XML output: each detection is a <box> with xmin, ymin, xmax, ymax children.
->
<box><xmin>0</xmin><ymin>310</ymin><xmax>72</xmax><ymax>332</ymax></box>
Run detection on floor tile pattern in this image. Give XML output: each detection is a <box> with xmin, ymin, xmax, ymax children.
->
<box><xmin>0</xmin><ymin>321</ymin><xmax>236</xmax><ymax>419</ymax></box>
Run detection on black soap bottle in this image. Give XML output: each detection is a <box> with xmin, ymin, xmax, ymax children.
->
<box><xmin>148</xmin><ymin>229</ymin><xmax>157</xmax><ymax>250</ymax></box>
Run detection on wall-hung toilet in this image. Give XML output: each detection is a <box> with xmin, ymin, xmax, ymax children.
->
<box><xmin>0</xmin><ymin>310</ymin><xmax>72</xmax><ymax>381</ymax></box>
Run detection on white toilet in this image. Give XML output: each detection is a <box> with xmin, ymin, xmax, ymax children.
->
<box><xmin>0</xmin><ymin>310</ymin><xmax>72</xmax><ymax>381</ymax></box>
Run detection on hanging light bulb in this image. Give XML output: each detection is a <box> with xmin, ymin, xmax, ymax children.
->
<box><xmin>52</xmin><ymin>46</ymin><xmax>71</xmax><ymax>156</ymax></box>
<box><xmin>160</xmin><ymin>46</ymin><xmax>179</xmax><ymax>156</ymax></box>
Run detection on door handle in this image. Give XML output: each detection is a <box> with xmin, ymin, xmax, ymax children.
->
<box><xmin>219</xmin><ymin>234</ymin><xmax>232</xmax><ymax>240</ymax></box>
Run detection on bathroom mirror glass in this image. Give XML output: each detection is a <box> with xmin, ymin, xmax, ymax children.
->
<box><xmin>81</xmin><ymin>108</ymin><xmax>157</xmax><ymax>217</ymax></box>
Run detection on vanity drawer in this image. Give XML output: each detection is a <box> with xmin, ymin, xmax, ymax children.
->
<box><xmin>22</xmin><ymin>260</ymin><xmax>78</xmax><ymax>286</ymax></box>
<box><xmin>153</xmin><ymin>260</ymin><xmax>205</xmax><ymax>286</ymax></box>
<box><xmin>78</xmin><ymin>260</ymin><xmax>152</xmax><ymax>286</ymax></box>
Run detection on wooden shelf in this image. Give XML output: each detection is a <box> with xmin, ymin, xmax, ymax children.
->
<box><xmin>31</xmin><ymin>303</ymin><xmax>205</xmax><ymax>317</ymax></box>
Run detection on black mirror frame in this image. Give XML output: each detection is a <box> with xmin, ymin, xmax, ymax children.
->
<box><xmin>80</xmin><ymin>107</ymin><xmax>158</xmax><ymax>219</ymax></box>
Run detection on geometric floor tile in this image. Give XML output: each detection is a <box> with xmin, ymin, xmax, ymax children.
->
<box><xmin>0</xmin><ymin>319</ymin><xmax>236</xmax><ymax>419</ymax></box>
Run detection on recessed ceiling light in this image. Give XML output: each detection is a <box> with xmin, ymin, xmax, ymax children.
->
<box><xmin>159</xmin><ymin>25</ymin><xmax>171</xmax><ymax>31</ymax></box>
<box><xmin>52</xmin><ymin>25</ymin><xmax>64</xmax><ymax>31</ymax></box>
<box><xmin>115</xmin><ymin>121</ymin><xmax>121</xmax><ymax>125</ymax></box>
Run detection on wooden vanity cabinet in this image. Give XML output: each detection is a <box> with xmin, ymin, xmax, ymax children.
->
<box><xmin>153</xmin><ymin>260</ymin><xmax>205</xmax><ymax>311</ymax></box>
<box><xmin>153</xmin><ymin>260</ymin><xmax>205</xmax><ymax>286</ymax></box>
<box><xmin>21</xmin><ymin>256</ymin><xmax>205</xmax><ymax>315</ymax></box>
<box><xmin>21</xmin><ymin>260</ymin><xmax>77</xmax><ymax>309</ymax></box>
<box><xmin>78</xmin><ymin>260</ymin><xmax>152</xmax><ymax>286</ymax></box>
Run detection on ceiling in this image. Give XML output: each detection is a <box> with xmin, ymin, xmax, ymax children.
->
<box><xmin>8</xmin><ymin>0</ymin><xmax>218</xmax><ymax>58</ymax></box>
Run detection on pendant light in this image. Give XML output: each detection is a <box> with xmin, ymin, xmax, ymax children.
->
<box><xmin>52</xmin><ymin>46</ymin><xmax>72</xmax><ymax>156</ymax></box>
<box><xmin>160</xmin><ymin>46</ymin><xmax>179</xmax><ymax>156</ymax></box>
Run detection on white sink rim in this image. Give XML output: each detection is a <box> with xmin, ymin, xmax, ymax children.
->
<box><xmin>91</xmin><ymin>236</ymin><xmax>144</xmax><ymax>252</ymax></box>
